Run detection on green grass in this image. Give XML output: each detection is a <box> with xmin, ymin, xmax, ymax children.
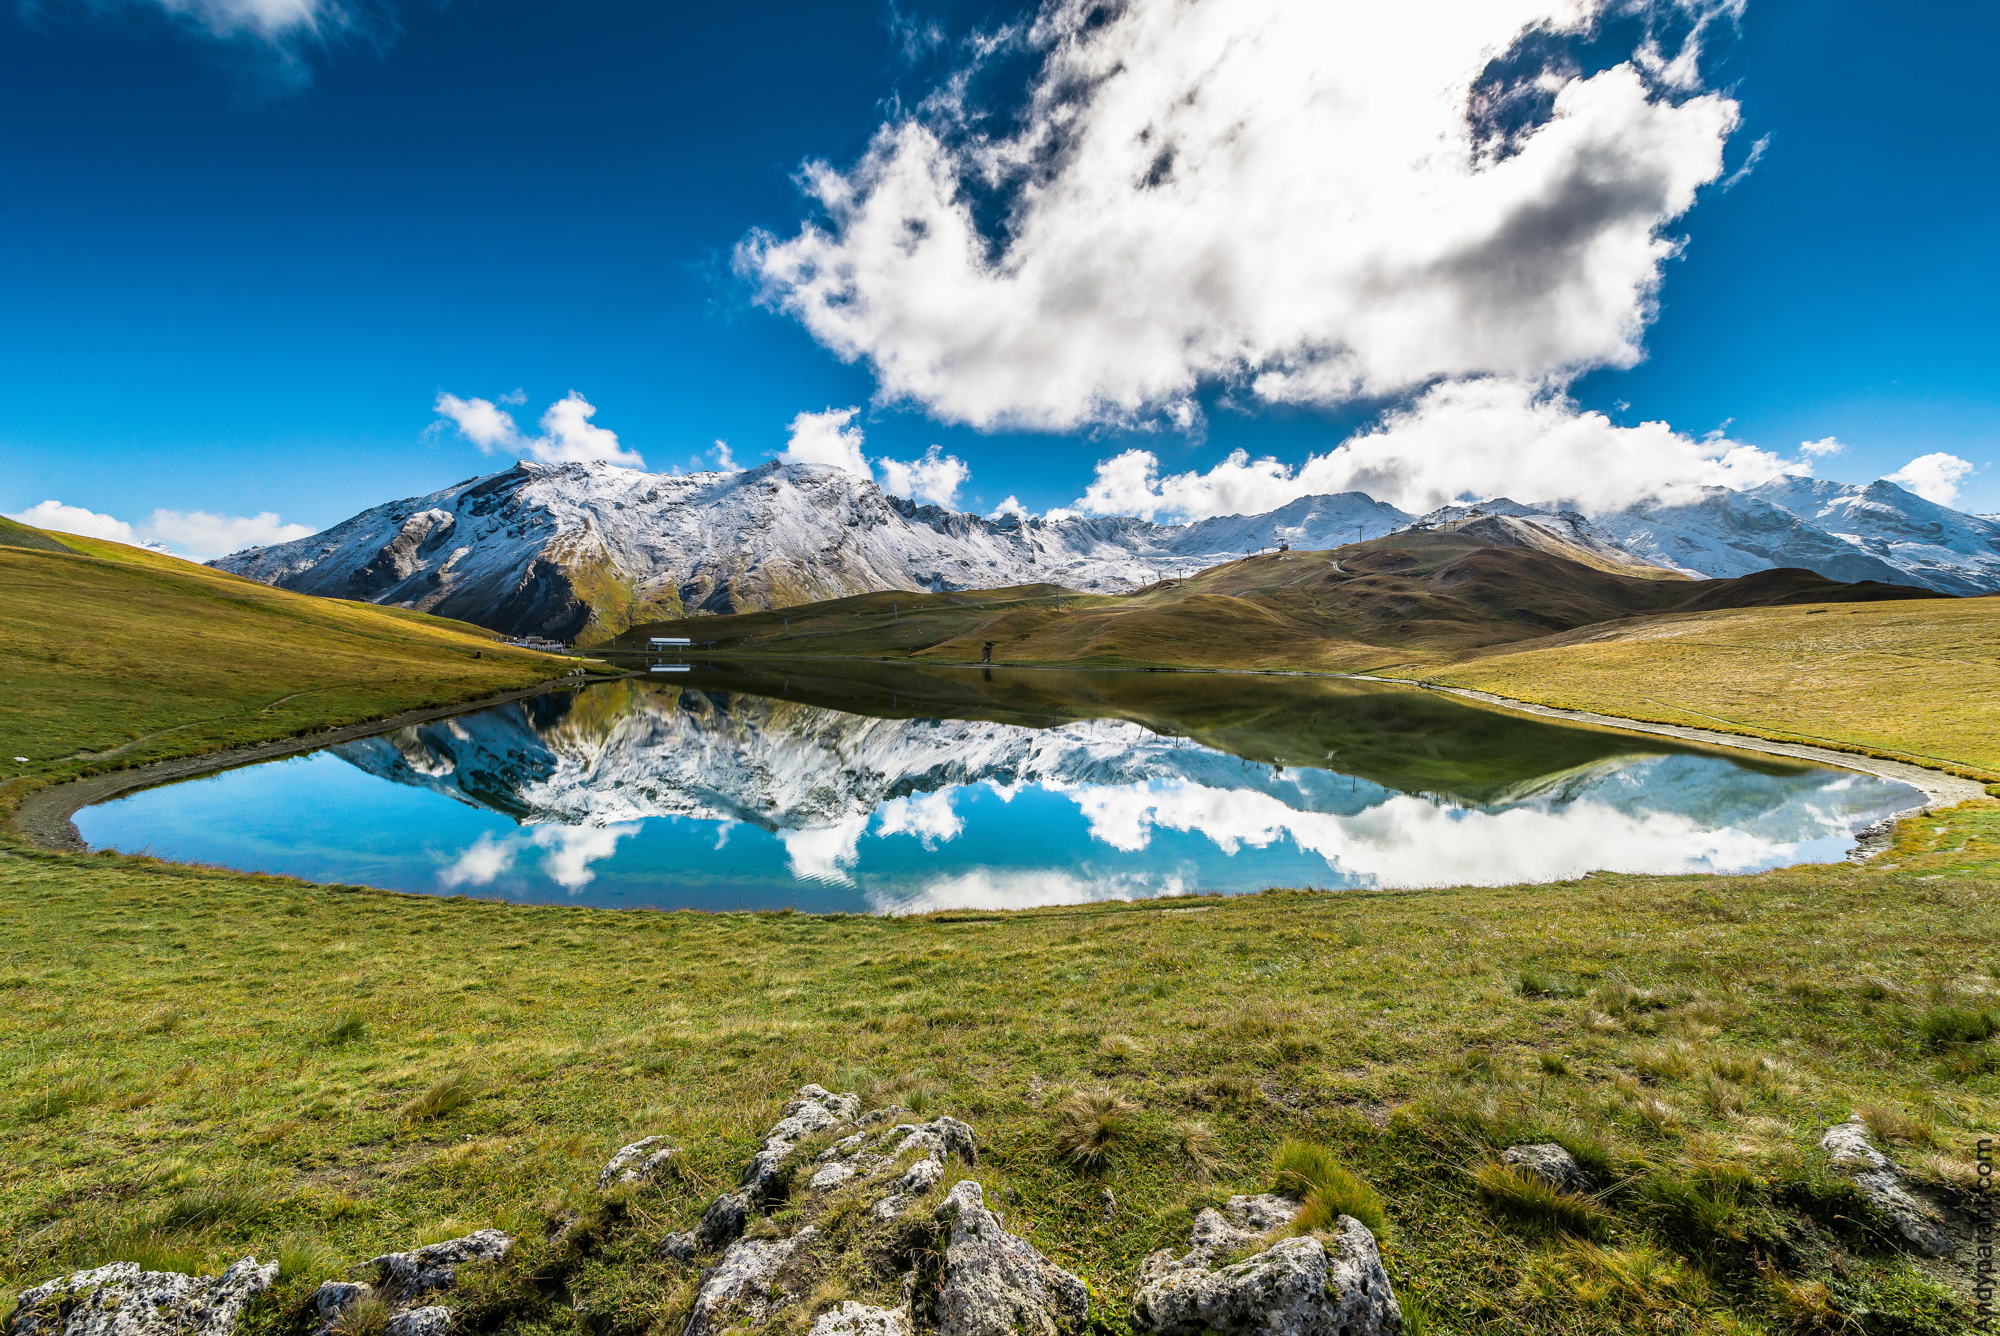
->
<box><xmin>0</xmin><ymin>518</ymin><xmax>1991</xmax><ymax>1334</ymax></box>
<box><xmin>0</xmin><ymin>525</ymin><xmax>578</xmax><ymax>808</ymax></box>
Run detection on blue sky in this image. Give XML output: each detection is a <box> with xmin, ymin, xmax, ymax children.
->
<box><xmin>1</xmin><ymin>0</ymin><xmax>1995</xmax><ymax>557</ymax></box>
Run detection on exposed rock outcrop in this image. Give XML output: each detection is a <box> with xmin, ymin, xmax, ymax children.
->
<box><xmin>598</xmin><ymin>1136</ymin><xmax>679</xmax><ymax>1189</ymax></box>
<box><xmin>1500</xmin><ymin>1143</ymin><xmax>1591</xmax><ymax>1194</ymax></box>
<box><xmin>6</xmin><ymin>1260</ymin><xmax>277</xmax><ymax>1336</ymax></box>
<box><xmin>1819</xmin><ymin>1117</ymin><xmax>1952</xmax><ymax>1256</ymax></box>
<box><xmin>933</xmin><ymin>1181</ymin><xmax>1090</xmax><ymax>1336</ymax></box>
<box><xmin>684</xmin><ymin>1230</ymin><xmax>820</xmax><ymax>1336</ymax></box>
<box><xmin>1134</xmin><ymin>1196</ymin><xmax>1402</xmax><ymax>1336</ymax></box>
<box><xmin>307</xmin><ymin>1230</ymin><xmax>513</xmax><ymax>1336</ymax></box>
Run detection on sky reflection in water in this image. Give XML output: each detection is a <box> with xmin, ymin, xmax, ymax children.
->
<box><xmin>77</xmin><ymin>665</ymin><xmax>1920</xmax><ymax>914</ymax></box>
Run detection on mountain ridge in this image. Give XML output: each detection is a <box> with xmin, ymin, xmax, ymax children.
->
<box><xmin>210</xmin><ymin>459</ymin><xmax>1998</xmax><ymax>639</ymax></box>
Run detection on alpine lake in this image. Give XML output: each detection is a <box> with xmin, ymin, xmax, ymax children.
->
<box><xmin>76</xmin><ymin>660</ymin><xmax>1922</xmax><ymax>914</ymax></box>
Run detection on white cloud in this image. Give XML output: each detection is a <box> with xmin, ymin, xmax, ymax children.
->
<box><xmin>874</xmin><ymin>791</ymin><xmax>963</xmax><ymax>846</ymax></box>
<box><xmin>1885</xmin><ymin>452</ymin><xmax>1976</xmax><ymax>507</ymax></box>
<box><xmin>780</xmin><ymin>815</ymin><xmax>870</xmax><ymax>885</ymax></box>
<box><xmin>870</xmin><ymin>867</ymin><xmax>1192</xmax><ymax>915</ymax></box>
<box><xmin>778</xmin><ymin>407</ymin><xmax>974</xmax><ymax>506</ymax></box>
<box><xmin>434</xmin><ymin>390</ymin><xmax>645</xmax><ymax>469</ymax></box>
<box><xmin>5</xmin><ymin>499</ymin><xmax>311</xmax><ymax>561</ymax></box>
<box><xmin>741</xmin><ymin>0</ymin><xmax>1741</xmax><ymax>432</ymax></box>
<box><xmin>437</xmin><ymin>823</ymin><xmax>641</xmax><ymax>894</ymax></box>
<box><xmin>707</xmin><ymin>440</ymin><xmax>739</xmax><ymax>472</ymax></box>
<box><xmin>1069</xmin><ymin>379</ymin><xmax>1807</xmax><ymax>519</ymax></box>
<box><xmin>1799</xmin><ymin>436</ymin><xmax>1844</xmax><ymax>458</ymax></box>
<box><xmin>141</xmin><ymin>0</ymin><xmax>334</xmax><ymax>40</ymax></box>
<box><xmin>876</xmin><ymin>444</ymin><xmax>970</xmax><ymax>508</ymax></box>
<box><xmin>780</xmin><ymin>407</ymin><xmax>869</xmax><ymax>475</ymax></box>
<box><xmin>987</xmin><ymin>495</ymin><xmax>1031</xmax><ymax>522</ymax></box>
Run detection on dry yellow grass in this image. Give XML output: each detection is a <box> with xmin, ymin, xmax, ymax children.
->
<box><xmin>1396</xmin><ymin>597</ymin><xmax>2000</xmax><ymax>779</ymax></box>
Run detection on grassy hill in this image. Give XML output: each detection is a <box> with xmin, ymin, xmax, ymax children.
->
<box><xmin>0</xmin><ymin>522</ymin><xmax>575</xmax><ymax>810</ymax></box>
<box><xmin>0</xmin><ymin>518</ymin><xmax>1992</xmax><ymax>1335</ymax></box>
<box><xmin>1398</xmin><ymin>596</ymin><xmax>2000</xmax><ymax>779</ymax></box>
<box><xmin>619</xmin><ymin>526</ymin><xmax>1943</xmax><ymax>673</ymax></box>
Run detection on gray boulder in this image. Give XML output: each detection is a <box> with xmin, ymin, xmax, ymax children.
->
<box><xmin>1134</xmin><ymin>1212</ymin><xmax>1401</xmax><ymax>1336</ymax></box>
<box><xmin>306</xmin><ymin>1281</ymin><xmax>373</xmax><ymax>1336</ymax></box>
<box><xmin>1819</xmin><ymin>1118</ymin><xmax>1951</xmax><ymax>1256</ymax></box>
<box><xmin>366</xmin><ymin>1229</ymin><xmax>512</xmax><ymax>1300</ymax></box>
<box><xmin>933</xmin><ymin>1181</ymin><xmax>1089</xmax><ymax>1336</ymax></box>
<box><xmin>683</xmin><ymin>1229</ymin><xmax>817</xmax><ymax>1336</ymax></box>
<box><xmin>7</xmin><ymin>1260</ymin><xmax>278</xmax><ymax>1336</ymax></box>
<box><xmin>598</xmin><ymin>1136</ymin><xmax>679</xmax><ymax>1189</ymax></box>
<box><xmin>806</xmin><ymin>1303</ymin><xmax>910</xmax><ymax>1336</ymax></box>
<box><xmin>379</xmin><ymin>1309</ymin><xmax>452</xmax><ymax>1336</ymax></box>
<box><xmin>1500</xmin><ymin>1143</ymin><xmax>1591</xmax><ymax>1194</ymax></box>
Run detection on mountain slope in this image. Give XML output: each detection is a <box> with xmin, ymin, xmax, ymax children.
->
<box><xmin>621</xmin><ymin>522</ymin><xmax>1945</xmax><ymax>671</ymax></box>
<box><xmin>215</xmin><ymin>461</ymin><xmax>1406</xmax><ymax>643</ymax></box>
<box><xmin>1747</xmin><ymin>476</ymin><xmax>2000</xmax><ymax>594</ymax></box>
<box><xmin>213</xmin><ymin>459</ymin><xmax>1999</xmax><ymax>642</ymax></box>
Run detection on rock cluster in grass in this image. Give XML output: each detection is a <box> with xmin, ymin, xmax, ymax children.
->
<box><xmin>1133</xmin><ymin>1193</ymin><xmax>1402</xmax><ymax>1336</ymax></box>
<box><xmin>6</xmin><ymin>1084</ymin><xmax>1406</xmax><ymax>1336</ymax></box>
<box><xmin>5</xmin><ymin>1260</ymin><xmax>277</xmax><ymax>1336</ymax></box>
<box><xmin>309</xmin><ymin>1228</ymin><xmax>514</xmax><ymax>1336</ymax></box>
<box><xmin>1818</xmin><ymin>1116</ymin><xmax>1952</xmax><ymax>1256</ymax></box>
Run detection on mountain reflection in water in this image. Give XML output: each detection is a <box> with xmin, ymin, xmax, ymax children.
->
<box><xmin>79</xmin><ymin>663</ymin><xmax>1920</xmax><ymax>913</ymax></box>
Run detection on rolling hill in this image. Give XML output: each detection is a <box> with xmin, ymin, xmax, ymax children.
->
<box><xmin>619</xmin><ymin>516</ymin><xmax>1946</xmax><ymax>671</ymax></box>
<box><xmin>0</xmin><ymin>520</ymin><xmax>572</xmax><ymax>789</ymax></box>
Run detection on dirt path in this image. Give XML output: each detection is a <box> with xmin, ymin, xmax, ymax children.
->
<box><xmin>11</xmin><ymin>674</ymin><xmax>614</xmax><ymax>853</ymax></box>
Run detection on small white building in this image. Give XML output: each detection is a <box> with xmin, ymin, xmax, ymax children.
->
<box><xmin>648</xmin><ymin>636</ymin><xmax>693</xmax><ymax>647</ymax></box>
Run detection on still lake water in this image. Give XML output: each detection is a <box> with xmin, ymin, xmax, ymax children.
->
<box><xmin>78</xmin><ymin>662</ymin><xmax>1920</xmax><ymax>914</ymax></box>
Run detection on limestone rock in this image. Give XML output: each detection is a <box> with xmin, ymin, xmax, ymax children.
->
<box><xmin>933</xmin><ymin>1181</ymin><xmax>1089</xmax><ymax>1336</ymax></box>
<box><xmin>683</xmin><ymin>1229</ymin><xmax>817</xmax><ymax>1336</ymax></box>
<box><xmin>598</xmin><ymin>1136</ymin><xmax>679</xmax><ymax>1189</ymax></box>
<box><xmin>366</xmin><ymin>1230</ymin><xmax>512</xmax><ymax>1301</ymax></box>
<box><xmin>1818</xmin><ymin>1118</ymin><xmax>1951</xmax><ymax>1256</ymax></box>
<box><xmin>1134</xmin><ymin>1213</ymin><xmax>1402</xmax><ymax>1336</ymax></box>
<box><xmin>691</xmin><ymin>1188</ymin><xmax>752</xmax><ymax>1252</ymax></box>
<box><xmin>1163</xmin><ymin>1194</ymin><xmax>1301</xmax><ymax>1272</ymax></box>
<box><xmin>743</xmin><ymin>1086</ymin><xmax>863</xmax><ymax>1200</ymax></box>
<box><xmin>309</xmin><ymin>1281</ymin><xmax>372</xmax><ymax>1322</ymax></box>
<box><xmin>806</xmin><ymin>1303</ymin><xmax>910</xmax><ymax>1336</ymax></box>
<box><xmin>379</xmin><ymin>1309</ymin><xmax>452</xmax><ymax>1336</ymax></box>
<box><xmin>658</xmin><ymin>1232</ymin><xmax>698</xmax><ymax>1264</ymax></box>
<box><xmin>8</xmin><ymin>1259</ymin><xmax>278</xmax><ymax>1336</ymax></box>
<box><xmin>1500</xmin><ymin>1143</ymin><xmax>1591</xmax><ymax>1194</ymax></box>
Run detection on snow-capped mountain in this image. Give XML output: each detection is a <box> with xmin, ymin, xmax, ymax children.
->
<box><xmin>213</xmin><ymin>457</ymin><xmax>1999</xmax><ymax>640</ymax></box>
<box><xmin>1745</xmin><ymin>477</ymin><xmax>2000</xmax><ymax>595</ymax></box>
<box><xmin>212</xmin><ymin>459</ymin><xmax>1412</xmax><ymax>640</ymax></box>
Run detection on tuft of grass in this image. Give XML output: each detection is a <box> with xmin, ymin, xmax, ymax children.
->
<box><xmin>1052</xmin><ymin>1090</ymin><xmax>1136</xmax><ymax>1175</ymax></box>
<box><xmin>1469</xmin><ymin>1161</ymin><xmax>1606</xmax><ymax>1237</ymax></box>
<box><xmin>1272</xmin><ymin>1140</ymin><xmax>1388</xmax><ymax>1239</ymax></box>
<box><xmin>1175</xmin><ymin>1119</ymin><xmax>1225</xmax><ymax>1180</ymax></box>
<box><xmin>1914</xmin><ymin>1002</ymin><xmax>1996</xmax><ymax>1049</ymax></box>
<box><xmin>320</xmin><ymin>1011</ymin><xmax>368</xmax><ymax>1047</ymax></box>
<box><xmin>331</xmin><ymin>1291</ymin><xmax>395</xmax><ymax>1336</ymax></box>
<box><xmin>400</xmin><ymin>1072</ymin><xmax>486</xmax><ymax>1122</ymax></box>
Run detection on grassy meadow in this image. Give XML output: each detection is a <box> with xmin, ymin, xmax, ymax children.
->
<box><xmin>0</xmin><ymin>529</ymin><xmax>571</xmax><ymax>810</ymax></box>
<box><xmin>0</xmin><ymin>518</ymin><xmax>1993</xmax><ymax>1335</ymax></box>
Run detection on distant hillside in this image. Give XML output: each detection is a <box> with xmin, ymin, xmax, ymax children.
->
<box><xmin>0</xmin><ymin>515</ymin><xmax>76</xmax><ymax>554</ymax></box>
<box><xmin>0</xmin><ymin>521</ymin><xmax>568</xmax><ymax>781</ymax></box>
<box><xmin>620</xmin><ymin>522</ymin><xmax>1946</xmax><ymax>672</ymax></box>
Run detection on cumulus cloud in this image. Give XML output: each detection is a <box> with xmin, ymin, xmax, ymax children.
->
<box><xmin>1799</xmin><ymin>436</ymin><xmax>1844</xmax><ymax>458</ymax></box>
<box><xmin>780</xmin><ymin>407</ymin><xmax>870</xmax><ymax>474</ymax></box>
<box><xmin>779</xmin><ymin>406</ymin><xmax>973</xmax><ymax>507</ymax></box>
<box><xmin>438</xmin><ymin>823</ymin><xmax>641</xmax><ymax>893</ymax></box>
<box><xmin>741</xmin><ymin>0</ymin><xmax>1742</xmax><ymax>433</ymax></box>
<box><xmin>876</xmin><ymin>444</ymin><xmax>970</xmax><ymax>508</ymax></box>
<box><xmin>434</xmin><ymin>391</ymin><xmax>645</xmax><ymax>469</ymax></box>
<box><xmin>1885</xmin><ymin>452</ymin><xmax>1976</xmax><ymax>507</ymax></box>
<box><xmin>1068</xmin><ymin>379</ymin><xmax>1805</xmax><ymax>519</ymax></box>
<box><xmin>6</xmin><ymin>498</ymin><xmax>311</xmax><ymax>561</ymax></box>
